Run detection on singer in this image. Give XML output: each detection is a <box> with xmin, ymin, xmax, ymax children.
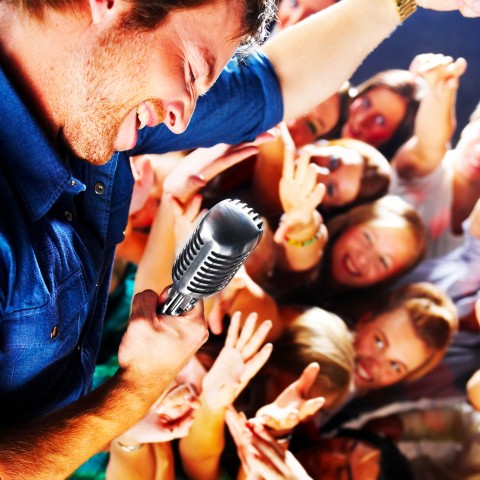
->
<box><xmin>0</xmin><ymin>0</ymin><xmax>478</xmax><ymax>477</ymax></box>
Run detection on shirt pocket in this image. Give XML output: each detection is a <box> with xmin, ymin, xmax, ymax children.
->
<box><xmin>0</xmin><ymin>269</ymin><xmax>87</xmax><ymax>394</ymax></box>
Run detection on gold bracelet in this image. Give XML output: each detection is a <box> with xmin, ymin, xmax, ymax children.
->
<box><xmin>116</xmin><ymin>440</ymin><xmax>145</xmax><ymax>452</ymax></box>
<box><xmin>393</xmin><ymin>0</ymin><xmax>417</xmax><ymax>22</ymax></box>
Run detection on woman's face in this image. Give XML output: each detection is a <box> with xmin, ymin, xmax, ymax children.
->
<box><xmin>330</xmin><ymin>221</ymin><xmax>417</xmax><ymax>287</ymax></box>
<box><xmin>342</xmin><ymin>87</ymin><xmax>407</xmax><ymax>147</ymax></box>
<box><xmin>286</xmin><ymin>95</ymin><xmax>341</xmax><ymax>148</ymax></box>
<box><xmin>353</xmin><ymin>307</ymin><xmax>431</xmax><ymax>390</ymax></box>
<box><xmin>308</xmin><ymin>144</ymin><xmax>364</xmax><ymax>207</ymax></box>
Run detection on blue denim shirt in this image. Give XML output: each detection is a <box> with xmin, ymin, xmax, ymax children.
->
<box><xmin>0</xmin><ymin>51</ymin><xmax>283</xmax><ymax>424</ymax></box>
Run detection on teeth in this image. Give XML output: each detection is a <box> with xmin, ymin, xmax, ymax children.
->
<box><xmin>356</xmin><ymin>364</ymin><xmax>371</xmax><ymax>381</ymax></box>
<box><xmin>137</xmin><ymin>104</ymin><xmax>148</xmax><ymax>130</ymax></box>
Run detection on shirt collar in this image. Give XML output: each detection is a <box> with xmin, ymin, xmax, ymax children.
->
<box><xmin>0</xmin><ymin>67</ymin><xmax>79</xmax><ymax>221</ymax></box>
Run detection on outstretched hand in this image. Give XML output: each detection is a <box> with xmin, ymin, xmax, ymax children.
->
<box><xmin>417</xmin><ymin>0</ymin><xmax>480</xmax><ymax>17</ymax></box>
<box><xmin>225</xmin><ymin>407</ymin><xmax>313</xmax><ymax>480</ymax></box>
<box><xmin>255</xmin><ymin>362</ymin><xmax>325</xmax><ymax>432</ymax></box>
<box><xmin>201</xmin><ymin>311</ymin><xmax>273</xmax><ymax>410</ymax></box>
<box><xmin>119</xmin><ymin>383</ymin><xmax>201</xmax><ymax>445</ymax></box>
<box><xmin>163</xmin><ymin>133</ymin><xmax>274</xmax><ymax>204</ymax></box>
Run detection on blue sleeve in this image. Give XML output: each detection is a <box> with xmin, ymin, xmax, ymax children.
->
<box><xmin>132</xmin><ymin>51</ymin><xmax>284</xmax><ymax>154</ymax></box>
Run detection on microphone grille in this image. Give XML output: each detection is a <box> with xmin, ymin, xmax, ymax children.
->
<box><xmin>171</xmin><ymin>199</ymin><xmax>263</xmax><ymax>299</ymax></box>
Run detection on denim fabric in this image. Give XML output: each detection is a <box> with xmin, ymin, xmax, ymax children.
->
<box><xmin>0</xmin><ymin>50</ymin><xmax>283</xmax><ymax>424</ymax></box>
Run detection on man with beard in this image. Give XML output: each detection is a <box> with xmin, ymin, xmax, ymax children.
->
<box><xmin>0</xmin><ymin>0</ymin><xmax>478</xmax><ymax>477</ymax></box>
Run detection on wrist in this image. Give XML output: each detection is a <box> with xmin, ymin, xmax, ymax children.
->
<box><xmin>392</xmin><ymin>0</ymin><xmax>417</xmax><ymax>22</ymax></box>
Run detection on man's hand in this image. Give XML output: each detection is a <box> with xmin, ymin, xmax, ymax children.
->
<box><xmin>118</xmin><ymin>289</ymin><xmax>208</xmax><ymax>392</ymax></box>
<box><xmin>417</xmin><ymin>0</ymin><xmax>480</xmax><ymax>16</ymax></box>
<box><xmin>255</xmin><ymin>362</ymin><xmax>325</xmax><ymax>432</ymax></box>
<box><xmin>201</xmin><ymin>311</ymin><xmax>273</xmax><ymax>410</ymax></box>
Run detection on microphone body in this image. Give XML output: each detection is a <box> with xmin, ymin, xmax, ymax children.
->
<box><xmin>161</xmin><ymin>199</ymin><xmax>263</xmax><ymax>315</ymax></box>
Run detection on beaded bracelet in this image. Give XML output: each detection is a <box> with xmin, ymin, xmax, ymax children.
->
<box><xmin>285</xmin><ymin>227</ymin><xmax>321</xmax><ymax>247</ymax></box>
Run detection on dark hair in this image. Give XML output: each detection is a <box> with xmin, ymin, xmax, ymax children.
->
<box><xmin>7</xmin><ymin>0</ymin><xmax>277</xmax><ymax>51</ymax></box>
<box><xmin>326</xmin><ymin>195</ymin><xmax>427</xmax><ymax>287</ymax></box>
<box><xmin>336</xmin><ymin>428</ymin><xmax>414</xmax><ymax>480</ymax></box>
<box><xmin>351</xmin><ymin>69</ymin><xmax>424</xmax><ymax>160</ymax></box>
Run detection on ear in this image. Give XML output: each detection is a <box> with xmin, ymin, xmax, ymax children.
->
<box><xmin>88</xmin><ymin>0</ymin><xmax>116</xmax><ymax>25</ymax></box>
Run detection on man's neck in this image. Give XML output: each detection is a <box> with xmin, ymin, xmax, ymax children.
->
<box><xmin>0</xmin><ymin>4</ymin><xmax>88</xmax><ymax>146</ymax></box>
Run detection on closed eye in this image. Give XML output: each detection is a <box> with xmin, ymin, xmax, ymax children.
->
<box><xmin>379</xmin><ymin>255</ymin><xmax>391</xmax><ymax>270</ymax></box>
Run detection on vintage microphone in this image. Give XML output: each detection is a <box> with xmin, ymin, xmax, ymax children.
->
<box><xmin>161</xmin><ymin>199</ymin><xmax>263</xmax><ymax>315</ymax></box>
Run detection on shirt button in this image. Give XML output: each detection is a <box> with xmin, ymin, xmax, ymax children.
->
<box><xmin>65</xmin><ymin>211</ymin><xmax>73</xmax><ymax>222</ymax></box>
<box><xmin>70</xmin><ymin>179</ymin><xmax>76</xmax><ymax>187</ymax></box>
<box><xmin>77</xmin><ymin>345</ymin><xmax>81</xmax><ymax>351</ymax></box>
<box><xmin>50</xmin><ymin>325</ymin><xmax>59</xmax><ymax>339</ymax></box>
<box><xmin>94</xmin><ymin>182</ymin><xmax>105</xmax><ymax>195</ymax></box>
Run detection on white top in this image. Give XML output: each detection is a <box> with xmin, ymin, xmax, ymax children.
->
<box><xmin>389</xmin><ymin>152</ymin><xmax>464</xmax><ymax>260</ymax></box>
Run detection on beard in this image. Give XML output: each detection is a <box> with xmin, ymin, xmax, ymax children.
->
<box><xmin>63</xmin><ymin>24</ymin><xmax>150</xmax><ymax>165</ymax></box>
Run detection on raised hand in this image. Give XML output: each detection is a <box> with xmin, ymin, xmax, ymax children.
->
<box><xmin>416</xmin><ymin>0</ymin><xmax>480</xmax><ymax>17</ymax></box>
<box><xmin>278</xmin><ymin>136</ymin><xmax>326</xmax><ymax>228</ymax></box>
<box><xmin>118</xmin><ymin>383</ymin><xmax>201</xmax><ymax>445</ymax></box>
<box><xmin>225</xmin><ymin>407</ymin><xmax>313</xmax><ymax>480</ymax></box>
<box><xmin>409</xmin><ymin>53</ymin><xmax>467</xmax><ymax>98</ymax></box>
<box><xmin>162</xmin><ymin>133</ymin><xmax>274</xmax><ymax>204</ymax></box>
<box><xmin>201</xmin><ymin>311</ymin><xmax>273</xmax><ymax>410</ymax></box>
<box><xmin>255</xmin><ymin>363</ymin><xmax>325</xmax><ymax>432</ymax></box>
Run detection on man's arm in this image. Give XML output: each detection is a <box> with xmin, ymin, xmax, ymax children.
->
<box><xmin>0</xmin><ymin>291</ymin><xmax>208</xmax><ymax>480</ymax></box>
<box><xmin>262</xmin><ymin>0</ymin><xmax>401</xmax><ymax>120</ymax></box>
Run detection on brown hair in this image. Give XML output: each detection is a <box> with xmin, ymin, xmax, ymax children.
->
<box><xmin>323</xmin><ymin>137</ymin><xmax>391</xmax><ymax>208</ymax></box>
<box><xmin>375</xmin><ymin>282</ymin><xmax>458</xmax><ymax>381</ymax></box>
<box><xmin>351</xmin><ymin>69</ymin><xmax>424</xmax><ymax>160</ymax></box>
<box><xmin>271</xmin><ymin>307</ymin><xmax>354</xmax><ymax>407</ymax></box>
<box><xmin>326</xmin><ymin>195</ymin><xmax>427</xmax><ymax>288</ymax></box>
<box><xmin>8</xmin><ymin>0</ymin><xmax>276</xmax><ymax>51</ymax></box>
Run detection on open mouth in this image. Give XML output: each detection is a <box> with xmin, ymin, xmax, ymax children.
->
<box><xmin>355</xmin><ymin>360</ymin><xmax>373</xmax><ymax>383</ymax></box>
<box><xmin>343</xmin><ymin>253</ymin><xmax>361</xmax><ymax>277</ymax></box>
<box><xmin>136</xmin><ymin>101</ymin><xmax>165</xmax><ymax>130</ymax></box>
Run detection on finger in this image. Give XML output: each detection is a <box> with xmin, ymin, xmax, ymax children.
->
<box><xmin>300</xmin><ymin>397</ymin><xmax>326</xmax><ymax>419</ymax></box>
<box><xmin>304</xmin><ymin>162</ymin><xmax>319</xmax><ymax>195</ymax></box>
<box><xmin>235</xmin><ymin>312</ymin><xmax>258</xmax><ymax>351</ymax></box>
<box><xmin>295</xmin><ymin>146</ymin><xmax>312</xmax><ymax>184</ymax></box>
<box><xmin>281</xmin><ymin>129</ymin><xmax>296</xmax><ymax>181</ymax></box>
<box><xmin>183</xmin><ymin>193</ymin><xmax>203</xmax><ymax>222</ymax></box>
<box><xmin>225</xmin><ymin>310</ymin><xmax>242</xmax><ymax>348</ymax></box>
<box><xmin>241</xmin><ymin>343</ymin><xmax>273</xmax><ymax>386</ymax></box>
<box><xmin>130</xmin><ymin>289</ymin><xmax>159</xmax><ymax>321</ymax></box>
<box><xmin>241</xmin><ymin>320</ymin><xmax>273</xmax><ymax>360</ymax></box>
<box><xmin>206</xmin><ymin>299</ymin><xmax>226</xmax><ymax>335</ymax></box>
<box><xmin>296</xmin><ymin>362</ymin><xmax>321</xmax><ymax>396</ymax></box>
<box><xmin>310</xmin><ymin>182</ymin><xmax>326</xmax><ymax>209</ymax></box>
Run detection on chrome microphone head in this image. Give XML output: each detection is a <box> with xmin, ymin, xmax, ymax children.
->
<box><xmin>161</xmin><ymin>199</ymin><xmax>263</xmax><ymax>315</ymax></box>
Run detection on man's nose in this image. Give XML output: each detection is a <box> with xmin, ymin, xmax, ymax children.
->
<box><xmin>164</xmin><ymin>98</ymin><xmax>197</xmax><ymax>134</ymax></box>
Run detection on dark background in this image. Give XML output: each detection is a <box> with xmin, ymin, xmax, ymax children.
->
<box><xmin>350</xmin><ymin>8</ymin><xmax>480</xmax><ymax>144</ymax></box>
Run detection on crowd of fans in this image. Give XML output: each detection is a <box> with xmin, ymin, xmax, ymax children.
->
<box><xmin>70</xmin><ymin>2</ymin><xmax>480</xmax><ymax>480</ymax></box>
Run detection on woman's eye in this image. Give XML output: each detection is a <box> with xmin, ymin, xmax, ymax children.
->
<box><xmin>390</xmin><ymin>361</ymin><xmax>401</xmax><ymax>373</ymax></box>
<box><xmin>306</xmin><ymin>119</ymin><xmax>318</xmax><ymax>135</ymax></box>
<box><xmin>374</xmin><ymin>115</ymin><xmax>385</xmax><ymax>126</ymax></box>
<box><xmin>329</xmin><ymin>155</ymin><xmax>341</xmax><ymax>171</ymax></box>
<box><xmin>375</xmin><ymin>336</ymin><xmax>384</xmax><ymax>349</ymax></box>
<box><xmin>379</xmin><ymin>256</ymin><xmax>390</xmax><ymax>270</ymax></box>
<box><xmin>362</xmin><ymin>231</ymin><xmax>374</xmax><ymax>244</ymax></box>
<box><xmin>362</xmin><ymin>97</ymin><xmax>371</xmax><ymax>109</ymax></box>
<box><xmin>326</xmin><ymin>182</ymin><xmax>335</xmax><ymax>197</ymax></box>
